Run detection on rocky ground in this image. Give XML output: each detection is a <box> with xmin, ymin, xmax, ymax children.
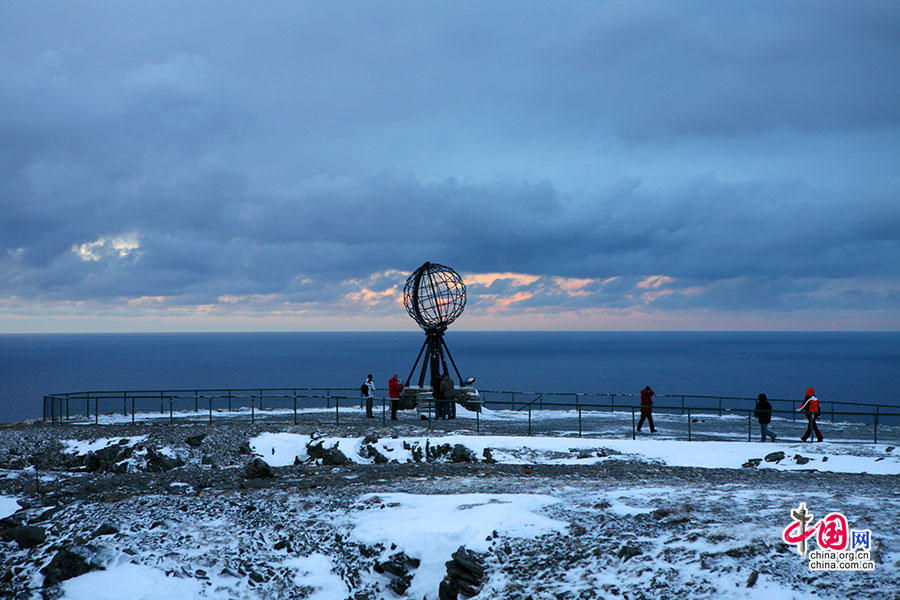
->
<box><xmin>1</xmin><ymin>413</ymin><xmax>898</xmax><ymax>599</ymax></box>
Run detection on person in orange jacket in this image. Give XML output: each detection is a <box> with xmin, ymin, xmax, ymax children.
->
<box><xmin>388</xmin><ymin>374</ymin><xmax>403</xmax><ymax>421</ymax></box>
<box><xmin>798</xmin><ymin>387</ymin><xmax>823</xmax><ymax>442</ymax></box>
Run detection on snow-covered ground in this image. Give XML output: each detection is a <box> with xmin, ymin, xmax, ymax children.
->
<box><xmin>1</xmin><ymin>419</ymin><xmax>897</xmax><ymax>599</ymax></box>
<box><xmin>248</xmin><ymin>431</ymin><xmax>900</xmax><ymax>475</ymax></box>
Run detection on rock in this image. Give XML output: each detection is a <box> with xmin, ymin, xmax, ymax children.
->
<box><xmin>239</xmin><ymin>441</ymin><xmax>252</xmax><ymax>455</ymax></box>
<box><xmin>2</xmin><ymin>525</ymin><xmax>46</xmax><ymax>549</ymax></box>
<box><xmin>389</xmin><ymin>574</ymin><xmax>413</xmax><ymax>595</ymax></box>
<box><xmin>482</xmin><ymin>448</ymin><xmax>496</xmax><ymax>464</ymax></box>
<box><xmin>91</xmin><ymin>524</ymin><xmax>118</xmax><ymax>538</ymax></box>
<box><xmin>411</xmin><ymin>445</ymin><xmax>424</xmax><ymax>463</ymax></box>
<box><xmin>794</xmin><ymin>454</ymin><xmax>810</xmax><ymax>465</ymax></box>
<box><xmin>322</xmin><ymin>447</ymin><xmax>349</xmax><ymax>466</ymax></box>
<box><xmin>374</xmin><ymin>558</ymin><xmax>407</xmax><ymax>578</ymax></box>
<box><xmin>185</xmin><ymin>435</ymin><xmax>206</xmax><ymax>448</ymax></box>
<box><xmin>444</xmin><ymin>546</ymin><xmax>487</xmax><ymax>597</ymax></box>
<box><xmin>41</xmin><ymin>548</ymin><xmax>100</xmax><ymax>588</ymax></box>
<box><xmin>617</xmin><ymin>545</ymin><xmax>642</xmax><ymax>562</ymax></box>
<box><xmin>569</xmin><ymin>524</ymin><xmax>587</xmax><ymax>537</ymax></box>
<box><xmin>84</xmin><ymin>445</ymin><xmax>121</xmax><ymax>473</ymax></box>
<box><xmin>886</xmin><ymin>446</ymin><xmax>894</xmax><ymax>453</ymax></box>
<box><xmin>747</xmin><ymin>570</ymin><xmax>759</xmax><ymax>587</ymax></box>
<box><xmin>145</xmin><ymin>448</ymin><xmax>184</xmax><ymax>472</ymax></box>
<box><xmin>306</xmin><ymin>442</ymin><xmax>326</xmax><ymax>460</ymax></box>
<box><xmin>362</xmin><ymin>434</ymin><xmax>379</xmax><ymax>445</ymax></box>
<box><xmin>361</xmin><ymin>444</ymin><xmax>388</xmax><ymax>464</ymax></box>
<box><xmin>450</xmin><ymin>444</ymin><xmax>476</xmax><ymax>463</ymax></box>
<box><xmin>245</xmin><ymin>458</ymin><xmax>274</xmax><ymax>479</ymax></box>
<box><xmin>439</xmin><ymin>577</ymin><xmax>459</xmax><ymax>600</ymax></box>
<box><xmin>742</xmin><ymin>459</ymin><xmax>762</xmax><ymax>468</ymax></box>
<box><xmin>764</xmin><ymin>451</ymin><xmax>785</xmax><ymax>463</ymax></box>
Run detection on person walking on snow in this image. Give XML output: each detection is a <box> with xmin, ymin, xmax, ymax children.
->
<box><xmin>755</xmin><ymin>393</ymin><xmax>777</xmax><ymax>442</ymax></box>
<box><xmin>362</xmin><ymin>374</ymin><xmax>376</xmax><ymax>418</ymax></box>
<box><xmin>637</xmin><ymin>386</ymin><xmax>657</xmax><ymax>433</ymax></box>
<box><xmin>388</xmin><ymin>374</ymin><xmax>403</xmax><ymax>421</ymax></box>
<box><xmin>798</xmin><ymin>387</ymin><xmax>823</xmax><ymax>442</ymax></box>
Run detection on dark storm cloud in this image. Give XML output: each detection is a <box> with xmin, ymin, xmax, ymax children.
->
<box><xmin>1</xmin><ymin>1</ymin><xmax>898</xmax><ymax>324</ymax></box>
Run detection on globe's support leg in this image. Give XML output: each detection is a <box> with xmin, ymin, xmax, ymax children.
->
<box><xmin>405</xmin><ymin>338</ymin><xmax>429</xmax><ymax>387</ymax></box>
<box><xmin>440</xmin><ymin>338</ymin><xmax>464</xmax><ymax>383</ymax></box>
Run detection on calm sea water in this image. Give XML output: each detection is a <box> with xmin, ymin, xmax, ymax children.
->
<box><xmin>0</xmin><ymin>331</ymin><xmax>898</xmax><ymax>424</ymax></box>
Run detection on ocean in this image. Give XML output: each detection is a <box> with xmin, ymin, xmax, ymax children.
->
<box><xmin>1</xmin><ymin>331</ymin><xmax>898</xmax><ymax>424</ymax></box>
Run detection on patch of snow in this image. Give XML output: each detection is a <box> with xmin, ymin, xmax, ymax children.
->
<box><xmin>282</xmin><ymin>553</ymin><xmax>347</xmax><ymax>599</ymax></box>
<box><xmin>350</xmin><ymin>493</ymin><xmax>566</xmax><ymax>600</ymax></box>
<box><xmin>0</xmin><ymin>495</ymin><xmax>20</xmax><ymax>519</ymax></box>
<box><xmin>60</xmin><ymin>563</ymin><xmax>205</xmax><ymax>600</ymax></box>
<box><xmin>61</xmin><ymin>436</ymin><xmax>148</xmax><ymax>455</ymax></box>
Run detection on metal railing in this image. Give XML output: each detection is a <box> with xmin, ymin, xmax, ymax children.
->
<box><xmin>42</xmin><ymin>387</ymin><xmax>899</xmax><ymax>444</ymax></box>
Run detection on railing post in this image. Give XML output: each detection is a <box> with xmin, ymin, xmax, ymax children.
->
<box><xmin>718</xmin><ymin>397</ymin><xmax>722</xmax><ymax>417</ymax></box>
<box><xmin>687</xmin><ymin>408</ymin><xmax>692</xmax><ymax>441</ymax></box>
<box><xmin>874</xmin><ymin>412</ymin><xmax>878</xmax><ymax>444</ymax></box>
<box><xmin>195</xmin><ymin>390</ymin><xmax>199</xmax><ymax>413</ymax></box>
<box><xmin>169</xmin><ymin>396</ymin><xmax>173</xmax><ymax>424</ymax></box>
<box><xmin>631</xmin><ymin>407</ymin><xmax>635</xmax><ymax>440</ymax></box>
<box><xmin>511</xmin><ymin>392</ymin><xmax>515</xmax><ymax>411</ymax></box>
<box><xmin>748</xmin><ymin>411</ymin><xmax>752</xmax><ymax>442</ymax></box>
<box><xmin>251</xmin><ymin>396</ymin><xmax>255</xmax><ymax>424</ymax></box>
<box><xmin>228</xmin><ymin>390</ymin><xmax>232</xmax><ymax>412</ymax></box>
<box><xmin>209</xmin><ymin>395</ymin><xmax>213</xmax><ymax>424</ymax></box>
<box><xmin>611</xmin><ymin>394</ymin><xmax>615</xmax><ymax>413</ymax></box>
<box><xmin>123</xmin><ymin>392</ymin><xmax>127</xmax><ymax>417</ymax></box>
<box><xmin>326</xmin><ymin>389</ymin><xmax>331</xmax><ymax>409</ymax></box>
<box><xmin>681</xmin><ymin>395</ymin><xmax>685</xmax><ymax>415</ymax></box>
<box><xmin>94</xmin><ymin>396</ymin><xmax>99</xmax><ymax>425</ymax></box>
<box><xmin>259</xmin><ymin>389</ymin><xmax>263</xmax><ymax>411</ymax></box>
<box><xmin>335</xmin><ymin>397</ymin><xmax>339</xmax><ymax>425</ymax></box>
<box><xmin>578</xmin><ymin>405</ymin><xmax>582</xmax><ymax>438</ymax></box>
<box><xmin>159</xmin><ymin>391</ymin><xmax>164</xmax><ymax>414</ymax></box>
<box><xmin>528</xmin><ymin>405</ymin><xmax>532</xmax><ymax>436</ymax></box>
<box><xmin>132</xmin><ymin>397</ymin><xmax>135</xmax><ymax>424</ymax></box>
<box><xmin>293</xmin><ymin>392</ymin><xmax>297</xmax><ymax>425</ymax></box>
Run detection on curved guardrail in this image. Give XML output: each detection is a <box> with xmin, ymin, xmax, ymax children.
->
<box><xmin>41</xmin><ymin>387</ymin><xmax>899</xmax><ymax>444</ymax></box>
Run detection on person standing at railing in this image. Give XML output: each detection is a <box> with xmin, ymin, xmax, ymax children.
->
<box><xmin>440</xmin><ymin>373</ymin><xmax>456</xmax><ymax>419</ymax></box>
<box><xmin>755</xmin><ymin>393</ymin><xmax>777</xmax><ymax>442</ymax></box>
<box><xmin>798</xmin><ymin>387</ymin><xmax>823</xmax><ymax>442</ymax></box>
<box><xmin>388</xmin><ymin>374</ymin><xmax>403</xmax><ymax>421</ymax></box>
<box><xmin>637</xmin><ymin>386</ymin><xmax>657</xmax><ymax>433</ymax></box>
<box><xmin>362</xmin><ymin>374</ymin><xmax>376</xmax><ymax>418</ymax></box>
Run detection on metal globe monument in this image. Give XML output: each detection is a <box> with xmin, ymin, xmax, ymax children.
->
<box><xmin>403</xmin><ymin>261</ymin><xmax>468</xmax><ymax>389</ymax></box>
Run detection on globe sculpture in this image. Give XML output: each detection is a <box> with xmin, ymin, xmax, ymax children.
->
<box><xmin>403</xmin><ymin>262</ymin><xmax>468</xmax><ymax>388</ymax></box>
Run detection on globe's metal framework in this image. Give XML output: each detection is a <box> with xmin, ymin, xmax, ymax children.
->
<box><xmin>403</xmin><ymin>262</ymin><xmax>467</xmax><ymax>388</ymax></box>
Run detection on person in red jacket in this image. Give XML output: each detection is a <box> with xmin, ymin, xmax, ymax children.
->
<box><xmin>388</xmin><ymin>374</ymin><xmax>403</xmax><ymax>421</ymax></box>
<box><xmin>637</xmin><ymin>386</ymin><xmax>657</xmax><ymax>433</ymax></box>
<box><xmin>798</xmin><ymin>387</ymin><xmax>823</xmax><ymax>442</ymax></box>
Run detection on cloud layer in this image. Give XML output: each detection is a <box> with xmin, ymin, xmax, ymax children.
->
<box><xmin>1</xmin><ymin>1</ymin><xmax>898</xmax><ymax>331</ymax></box>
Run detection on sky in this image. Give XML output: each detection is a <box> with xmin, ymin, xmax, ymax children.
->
<box><xmin>1</xmin><ymin>1</ymin><xmax>899</xmax><ymax>333</ymax></box>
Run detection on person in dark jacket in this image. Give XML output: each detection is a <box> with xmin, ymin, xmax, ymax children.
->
<box><xmin>637</xmin><ymin>386</ymin><xmax>656</xmax><ymax>433</ymax></box>
<box><xmin>388</xmin><ymin>374</ymin><xmax>403</xmax><ymax>421</ymax></box>
<box><xmin>798</xmin><ymin>387</ymin><xmax>823</xmax><ymax>442</ymax></box>
<box><xmin>754</xmin><ymin>393</ymin><xmax>776</xmax><ymax>442</ymax></box>
<box><xmin>440</xmin><ymin>373</ymin><xmax>456</xmax><ymax>419</ymax></box>
<box><xmin>362</xmin><ymin>374</ymin><xmax>375</xmax><ymax>418</ymax></box>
